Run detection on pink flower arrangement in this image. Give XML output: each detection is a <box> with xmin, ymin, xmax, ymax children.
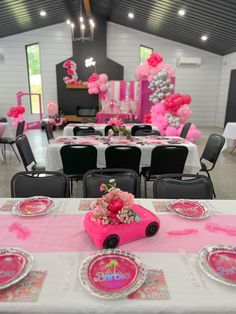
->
<box><xmin>7</xmin><ymin>105</ymin><xmax>25</xmax><ymax>118</ymax></box>
<box><xmin>91</xmin><ymin>180</ymin><xmax>136</xmax><ymax>225</ymax></box>
<box><xmin>63</xmin><ymin>59</ymin><xmax>81</xmax><ymax>85</ymax></box>
<box><xmin>107</xmin><ymin>117</ymin><xmax>123</xmax><ymax>126</ymax></box>
<box><xmin>87</xmin><ymin>73</ymin><xmax>108</xmax><ymax>94</ymax></box>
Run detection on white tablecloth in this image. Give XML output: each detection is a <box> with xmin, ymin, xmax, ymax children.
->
<box><xmin>63</xmin><ymin>123</ymin><xmax>158</xmax><ymax>136</ymax></box>
<box><xmin>222</xmin><ymin>122</ymin><xmax>236</xmax><ymax>151</ymax></box>
<box><xmin>46</xmin><ymin>136</ymin><xmax>201</xmax><ymax>174</ymax></box>
<box><xmin>0</xmin><ymin>198</ymin><xmax>236</xmax><ymax>314</ymax></box>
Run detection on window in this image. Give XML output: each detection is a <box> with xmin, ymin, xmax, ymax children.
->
<box><xmin>25</xmin><ymin>43</ymin><xmax>43</xmax><ymax>114</ymax></box>
<box><xmin>140</xmin><ymin>45</ymin><xmax>153</xmax><ymax>63</ymax></box>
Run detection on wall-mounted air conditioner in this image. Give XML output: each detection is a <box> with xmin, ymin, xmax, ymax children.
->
<box><xmin>177</xmin><ymin>57</ymin><xmax>202</xmax><ymax>66</ymax></box>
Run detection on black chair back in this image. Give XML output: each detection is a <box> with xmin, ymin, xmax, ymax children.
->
<box><xmin>135</xmin><ymin>130</ymin><xmax>161</xmax><ymax>136</ymax></box>
<box><xmin>16</xmin><ymin>120</ymin><xmax>25</xmax><ymax>137</ymax></box>
<box><xmin>60</xmin><ymin>145</ymin><xmax>97</xmax><ymax>177</ymax></box>
<box><xmin>131</xmin><ymin>124</ymin><xmax>152</xmax><ymax>136</ymax></box>
<box><xmin>76</xmin><ymin>129</ymin><xmax>97</xmax><ymax>136</ymax></box>
<box><xmin>201</xmin><ymin>134</ymin><xmax>225</xmax><ymax>169</ymax></box>
<box><xmin>0</xmin><ymin>117</ymin><xmax>7</xmax><ymax>122</ymax></box>
<box><xmin>11</xmin><ymin>171</ymin><xmax>70</xmax><ymax>198</ymax></box>
<box><xmin>153</xmin><ymin>173</ymin><xmax>214</xmax><ymax>199</ymax></box>
<box><xmin>15</xmin><ymin>134</ymin><xmax>36</xmax><ymax>170</ymax></box>
<box><xmin>150</xmin><ymin>145</ymin><xmax>188</xmax><ymax>176</ymax></box>
<box><xmin>83</xmin><ymin>168</ymin><xmax>141</xmax><ymax>198</ymax></box>
<box><xmin>124</xmin><ymin>119</ymin><xmax>140</xmax><ymax>124</ymax></box>
<box><xmin>179</xmin><ymin>122</ymin><xmax>192</xmax><ymax>138</ymax></box>
<box><xmin>105</xmin><ymin>145</ymin><xmax>141</xmax><ymax>174</ymax></box>
<box><xmin>45</xmin><ymin>122</ymin><xmax>54</xmax><ymax>142</ymax></box>
<box><xmin>73</xmin><ymin>126</ymin><xmax>94</xmax><ymax>136</ymax></box>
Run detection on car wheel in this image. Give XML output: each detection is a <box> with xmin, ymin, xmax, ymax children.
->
<box><xmin>145</xmin><ymin>222</ymin><xmax>159</xmax><ymax>237</ymax></box>
<box><xmin>103</xmin><ymin>234</ymin><xmax>120</xmax><ymax>249</ymax></box>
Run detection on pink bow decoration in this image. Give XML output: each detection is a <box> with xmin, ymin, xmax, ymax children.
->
<box><xmin>205</xmin><ymin>222</ymin><xmax>236</xmax><ymax>236</ymax></box>
<box><xmin>8</xmin><ymin>222</ymin><xmax>31</xmax><ymax>240</ymax></box>
<box><xmin>167</xmin><ymin>229</ymin><xmax>199</xmax><ymax>236</ymax></box>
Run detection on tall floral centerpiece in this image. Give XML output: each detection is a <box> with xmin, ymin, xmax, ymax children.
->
<box><xmin>107</xmin><ymin>117</ymin><xmax>127</xmax><ymax>136</ymax></box>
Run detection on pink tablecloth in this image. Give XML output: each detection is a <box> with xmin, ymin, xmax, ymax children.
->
<box><xmin>96</xmin><ymin>113</ymin><xmax>133</xmax><ymax>123</ymax></box>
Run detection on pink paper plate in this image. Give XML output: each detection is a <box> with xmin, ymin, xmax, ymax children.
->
<box><xmin>167</xmin><ymin>200</ymin><xmax>210</xmax><ymax>219</ymax></box>
<box><xmin>12</xmin><ymin>197</ymin><xmax>56</xmax><ymax>216</ymax></box>
<box><xmin>199</xmin><ymin>245</ymin><xmax>236</xmax><ymax>286</ymax></box>
<box><xmin>0</xmin><ymin>248</ymin><xmax>33</xmax><ymax>289</ymax></box>
<box><xmin>79</xmin><ymin>249</ymin><xmax>146</xmax><ymax>299</ymax></box>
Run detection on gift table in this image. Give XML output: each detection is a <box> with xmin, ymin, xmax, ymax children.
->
<box><xmin>45</xmin><ymin>136</ymin><xmax>201</xmax><ymax>173</ymax></box>
<box><xmin>96</xmin><ymin>113</ymin><xmax>133</xmax><ymax>124</ymax></box>
<box><xmin>0</xmin><ymin>197</ymin><xmax>236</xmax><ymax>313</ymax></box>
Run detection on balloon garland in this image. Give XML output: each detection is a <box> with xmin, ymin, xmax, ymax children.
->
<box><xmin>87</xmin><ymin>73</ymin><xmax>108</xmax><ymax>94</ymax></box>
<box><xmin>135</xmin><ymin>51</ymin><xmax>201</xmax><ymax>142</ymax></box>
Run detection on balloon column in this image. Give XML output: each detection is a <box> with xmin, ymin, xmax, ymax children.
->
<box><xmin>135</xmin><ymin>51</ymin><xmax>201</xmax><ymax>142</ymax></box>
<box><xmin>6</xmin><ymin>105</ymin><xmax>25</xmax><ymax>128</ymax></box>
<box><xmin>87</xmin><ymin>73</ymin><xmax>108</xmax><ymax>95</ymax></box>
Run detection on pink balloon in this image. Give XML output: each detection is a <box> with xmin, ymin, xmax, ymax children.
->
<box><xmin>99</xmin><ymin>83</ymin><xmax>107</xmax><ymax>92</ymax></box>
<box><xmin>99</xmin><ymin>73</ymin><xmax>108</xmax><ymax>83</ymax></box>
<box><xmin>165</xmin><ymin>126</ymin><xmax>179</xmax><ymax>136</ymax></box>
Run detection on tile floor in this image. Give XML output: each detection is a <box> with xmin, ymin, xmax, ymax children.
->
<box><xmin>0</xmin><ymin>126</ymin><xmax>235</xmax><ymax>199</ymax></box>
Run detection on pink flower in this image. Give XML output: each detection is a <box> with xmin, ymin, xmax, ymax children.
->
<box><xmin>67</xmin><ymin>68</ymin><xmax>74</xmax><ymax>76</ymax></box>
<box><xmin>147</xmin><ymin>52</ymin><xmax>163</xmax><ymax>67</ymax></box>
<box><xmin>63</xmin><ymin>59</ymin><xmax>72</xmax><ymax>68</ymax></box>
<box><xmin>100</xmin><ymin>183</ymin><xmax>106</xmax><ymax>192</ymax></box>
<box><xmin>108</xmin><ymin>198</ymin><xmax>124</xmax><ymax>212</ymax></box>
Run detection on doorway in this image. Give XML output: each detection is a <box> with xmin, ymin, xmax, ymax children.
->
<box><xmin>224</xmin><ymin>69</ymin><xmax>236</xmax><ymax>126</ymax></box>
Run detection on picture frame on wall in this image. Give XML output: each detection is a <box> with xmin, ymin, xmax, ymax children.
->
<box><xmin>140</xmin><ymin>45</ymin><xmax>153</xmax><ymax>63</ymax></box>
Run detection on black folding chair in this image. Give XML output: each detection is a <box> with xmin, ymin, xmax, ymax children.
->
<box><xmin>179</xmin><ymin>122</ymin><xmax>192</xmax><ymax>139</ymax></box>
<box><xmin>15</xmin><ymin>134</ymin><xmax>45</xmax><ymax>171</ymax></box>
<box><xmin>45</xmin><ymin>122</ymin><xmax>54</xmax><ymax>143</ymax></box>
<box><xmin>83</xmin><ymin>168</ymin><xmax>141</xmax><ymax>198</ymax></box>
<box><xmin>134</xmin><ymin>130</ymin><xmax>161</xmax><ymax>136</ymax></box>
<box><xmin>141</xmin><ymin>145</ymin><xmax>189</xmax><ymax>197</ymax></box>
<box><xmin>131</xmin><ymin>124</ymin><xmax>152</xmax><ymax>136</ymax></box>
<box><xmin>153</xmin><ymin>173</ymin><xmax>214</xmax><ymax>199</ymax></box>
<box><xmin>104</xmin><ymin>125</ymin><xmax>118</xmax><ymax>136</ymax></box>
<box><xmin>60</xmin><ymin>144</ymin><xmax>97</xmax><ymax>194</ymax></box>
<box><xmin>73</xmin><ymin>126</ymin><xmax>95</xmax><ymax>136</ymax></box>
<box><xmin>105</xmin><ymin>145</ymin><xmax>141</xmax><ymax>174</ymax></box>
<box><xmin>11</xmin><ymin>171</ymin><xmax>70</xmax><ymax>198</ymax></box>
<box><xmin>199</xmin><ymin>133</ymin><xmax>225</xmax><ymax>197</ymax></box>
<box><xmin>0</xmin><ymin>120</ymin><xmax>25</xmax><ymax>162</ymax></box>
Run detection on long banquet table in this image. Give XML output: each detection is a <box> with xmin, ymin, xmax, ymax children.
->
<box><xmin>0</xmin><ymin>197</ymin><xmax>236</xmax><ymax>313</ymax></box>
<box><xmin>63</xmin><ymin>123</ymin><xmax>159</xmax><ymax>136</ymax></box>
<box><xmin>46</xmin><ymin>135</ymin><xmax>201</xmax><ymax>173</ymax></box>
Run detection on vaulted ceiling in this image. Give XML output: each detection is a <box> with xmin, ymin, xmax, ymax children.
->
<box><xmin>0</xmin><ymin>0</ymin><xmax>236</xmax><ymax>56</ymax></box>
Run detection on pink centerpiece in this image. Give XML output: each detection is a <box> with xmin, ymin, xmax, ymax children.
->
<box><xmin>84</xmin><ymin>181</ymin><xmax>160</xmax><ymax>248</ymax></box>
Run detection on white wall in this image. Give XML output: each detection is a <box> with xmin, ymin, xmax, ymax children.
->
<box><xmin>0</xmin><ymin>21</ymin><xmax>223</xmax><ymax>126</ymax></box>
<box><xmin>107</xmin><ymin>22</ymin><xmax>222</xmax><ymax>126</ymax></box>
<box><xmin>0</xmin><ymin>23</ymin><xmax>72</xmax><ymax>118</ymax></box>
<box><xmin>216</xmin><ymin>52</ymin><xmax>236</xmax><ymax>127</ymax></box>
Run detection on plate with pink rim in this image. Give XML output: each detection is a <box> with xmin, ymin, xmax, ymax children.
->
<box><xmin>167</xmin><ymin>199</ymin><xmax>210</xmax><ymax>219</ymax></box>
<box><xmin>12</xmin><ymin>196</ymin><xmax>56</xmax><ymax>217</ymax></box>
<box><xmin>199</xmin><ymin>244</ymin><xmax>236</xmax><ymax>287</ymax></box>
<box><xmin>0</xmin><ymin>248</ymin><xmax>33</xmax><ymax>290</ymax></box>
<box><xmin>79</xmin><ymin>249</ymin><xmax>147</xmax><ymax>299</ymax></box>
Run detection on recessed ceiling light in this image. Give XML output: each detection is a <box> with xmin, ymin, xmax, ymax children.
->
<box><xmin>178</xmin><ymin>9</ymin><xmax>185</xmax><ymax>16</ymax></box>
<box><xmin>201</xmin><ymin>35</ymin><xmax>208</xmax><ymax>41</ymax></box>
<box><xmin>40</xmin><ymin>10</ymin><xmax>46</xmax><ymax>17</ymax></box>
<box><xmin>66</xmin><ymin>19</ymin><xmax>71</xmax><ymax>25</ymax></box>
<box><xmin>128</xmin><ymin>12</ymin><xmax>134</xmax><ymax>19</ymax></box>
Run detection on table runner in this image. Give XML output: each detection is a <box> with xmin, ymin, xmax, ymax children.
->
<box><xmin>1</xmin><ymin>213</ymin><xmax>236</xmax><ymax>253</ymax></box>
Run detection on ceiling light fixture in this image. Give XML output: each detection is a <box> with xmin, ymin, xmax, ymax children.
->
<box><xmin>40</xmin><ymin>10</ymin><xmax>46</xmax><ymax>17</ymax></box>
<box><xmin>128</xmin><ymin>12</ymin><xmax>134</xmax><ymax>19</ymax></box>
<box><xmin>178</xmin><ymin>9</ymin><xmax>185</xmax><ymax>16</ymax></box>
<box><xmin>69</xmin><ymin>0</ymin><xmax>95</xmax><ymax>42</ymax></box>
<box><xmin>201</xmin><ymin>35</ymin><xmax>208</xmax><ymax>41</ymax></box>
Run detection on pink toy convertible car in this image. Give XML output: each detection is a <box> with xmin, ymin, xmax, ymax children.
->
<box><xmin>84</xmin><ymin>204</ymin><xmax>160</xmax><ymax>249</ymax></box>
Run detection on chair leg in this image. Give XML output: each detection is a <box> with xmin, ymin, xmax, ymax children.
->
<box><xmin>10</xmin><ymin>144</ymin><xmax>21</xmax><ymax>162</ymax></box>
<box><xmin>230</xmin><ymin>146</ymin><xmax>236</xmax><ymax>154</ymax></box>
<box><xmin>144</xmin><ymin>178</ymin><xmax>147</xmax><ymax>198</ymax></box>
<box><xmin>205</xmin><ymin>171</ymin><xmax>216</xmax><ymax>198</ymax></box>
<box><xmin>70</xmin><ymin>179</ymin><xmax>73</xmax><ymax>196</ymax></box>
